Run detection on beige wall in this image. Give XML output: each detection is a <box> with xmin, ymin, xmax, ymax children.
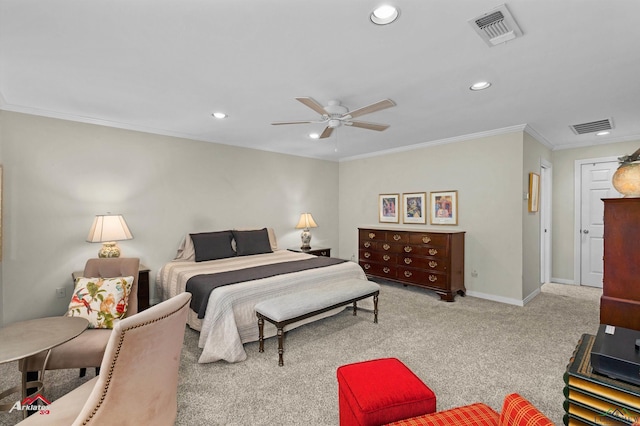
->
<box><xmin>550</xmin><ymin>139</ymin><xmax>640</xmax><ymax>282</ymax></box>
<box><xmin>338</xmin><ymin>131</ymin><xmax>528</xmax><ymax>303</ymax></box>
<box><xmin>522</xmin><ymin>132</ymin><xmax>552</xmax><ymax>299</ymax></box>
<box><xmin>0</xmin><ymin>111</ymin><xmax>339</xmax><ymax>325</ymax></box>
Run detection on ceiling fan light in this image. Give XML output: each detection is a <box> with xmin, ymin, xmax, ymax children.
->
<box><xmin>212</xmin><ymin>112</ymin><xmax>227</xmax><ymax>119</ymax></box>
<box><xmin>371</xmin><ymin>5</ymin><xmax>399</xmax><ymax>25</ymax></box>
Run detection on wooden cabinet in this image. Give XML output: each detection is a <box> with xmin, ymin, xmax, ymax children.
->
<box><xmin>358</xmin><ymin>227</ymin><xmax>465</xmax><ymax>301</ymax></box>
<box><xmin>600</xmin><ymin>198</ymin><xmax>640</xmax><ymax>330</ymax></box>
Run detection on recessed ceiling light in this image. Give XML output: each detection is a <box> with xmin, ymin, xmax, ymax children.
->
<box><xmin>309</xmin><ymin>133</ymin><xmax>320</xmax><ymax>139</ymax></box>
<box><xmin>470</xmin><ymin>81</ymin><xmax>491</xmax><ymax>91</ymax></box>
<box><xmin>370</xmin><ymin>5</ymin><xmax>399</xmax><ymax>25</ymax></box>
<box><xmin>212</xmin><ymin>112</ymin><xmax>227</xmax><ymax>119</ymax></box>
<box><xmin>596</xmin><ymin>131</ymin><xmax>610</xmax><ymax>136</ymax></box>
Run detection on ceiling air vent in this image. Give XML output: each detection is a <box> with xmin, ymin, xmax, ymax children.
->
<box><xmin>570</xmin><ymin>118</ymin><xmax>614</xmax><ymax>135</ymax></box>
<box><xmin>469</xmin><ymin>4</ymin><xmax>523</xmax><ymax>47</ymax></box>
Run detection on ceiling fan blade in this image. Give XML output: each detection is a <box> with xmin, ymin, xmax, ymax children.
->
<box><xmin>271</xmin><ymin>120</ymin><xmax>316</xmax><ymax>125</ymax></box>
<box><xmin>347</xmin><ymin>121</ymin><xmax>390</xmax><ymax>131</ymax></box>
<box><xmin>296</xmin><ymin>97</ymin><xmax>329</xmax><ymax>116</ymax></box>
<box><xmin>319</xmin><ymin>126</ymin><xmax>334</xmax><ymax>139</ymax></box>
<box><xmin>347</xmin><ymin>99</ymin><xmax>396</xmax><ymax>119</ymax></box>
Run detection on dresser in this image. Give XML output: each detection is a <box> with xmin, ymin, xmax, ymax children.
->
<box><xmin>358</xmin><ymin>227</ymin><xmax>465</xmax><ymax>301</ymax></box>
<box><xmin>600</xmin><ymin>198</ymin><xmax>640</xmax><ymax>330</ymax></box>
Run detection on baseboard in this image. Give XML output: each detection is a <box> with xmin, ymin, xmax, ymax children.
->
<box><xmin>523</xmin><ymin>287</ymin><xmax>541</xmax><ymax>305</ymax></box>
<box><xmin>551</xmin><ymin>277</ymin><xmax>576</xmax><ymax>285</ymax></box>
<box><xmin>465</xmin><ymin>290</ymin><xmax>525</xmax><ymax>307</ymax></box>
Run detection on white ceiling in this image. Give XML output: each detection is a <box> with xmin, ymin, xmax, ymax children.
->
<box><xmin>1</xmin><ymin>0</ymin><xmax>639</xmax><ymax>161</ymax></box>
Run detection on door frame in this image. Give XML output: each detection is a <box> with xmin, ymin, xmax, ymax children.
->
<box><xmin>573</xmin><ymin>156</ymin><xmax>619</xmax><ymax>285</ymax></box>
<box><xmin>540</xmin><ymin>159</ymin><xmax>552</xmax><ymax>284</ymax></box>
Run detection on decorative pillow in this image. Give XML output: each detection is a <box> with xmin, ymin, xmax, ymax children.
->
<box><xmin>232</xmin><ymin>228</ymin><xmax>273</xmax><ymax>256</ymax></box>
<box><xmin>67</xmin><ymin>276</ymin><xmax>134</xmax><ymax>329</ymax></box>
<box><xmin>190</xmin><ymin>231</ymin><xmax>236</xmax><ymax>262</ymax></box>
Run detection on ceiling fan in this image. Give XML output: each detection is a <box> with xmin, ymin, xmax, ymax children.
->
<box><xmin>271</xmin><ymin>97</ymin><xmax>396</xmax><ymax>139</ymax></box>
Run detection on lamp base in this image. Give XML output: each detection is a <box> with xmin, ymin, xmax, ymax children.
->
<box><xmin>98</xmin><ymin>242</ymin><xmax>121</xmax><ymax>258</ymax></box>
<box><xmin>300</xmin><ymin>229</ymin><xmax>312</xmax><ymax>250</ymax></box>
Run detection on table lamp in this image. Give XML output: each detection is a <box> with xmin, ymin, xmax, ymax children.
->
<box><xmin>87</xmin><ymin>214</ymin><xmax>133</xmax><ymax>258</ymax></box>
<box><xmin>295</xmin><ymin>213</ymin><xmax>318</xmax><ymax>250</ymax></box>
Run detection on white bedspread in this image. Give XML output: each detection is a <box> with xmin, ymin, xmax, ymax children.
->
<box><xmin>157</xmin><ymin>250</ymin><xmax>367</xmax><ymax>363</ymax></box>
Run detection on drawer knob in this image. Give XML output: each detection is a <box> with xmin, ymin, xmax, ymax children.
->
<box><xmin>383</xmin><ymin>267</ymin><xmax>390</xmax><ymax>274</ymax></box>
<box><xmin>429</xmin><ymin>248</ymin><xmax>438</xmax><ymax>255</ymax></box>
<box><xmin>383</xmin><ymin>255</ymin><xmax>390</xmax><ymax>261</ymax></box>
<box><xmin>404</xmin><ymin>258</ymin><xmax>412</xmax><ymax>264</ymax></box>
<box><xmin>364</xmin><ymin>252</ymin><xmax>371</xmax><ymax>258</ymax></box>
<box><xmin>383</xmin><ymin>243</ymin><xmax>390</xmax><ymax>250</ymax></box>
<box><xmin>422</xmin><ymin>236</ymin><xmax>431</xmax><ymax>244</ymax></box>
<box><xmin>364</xmin><ymin>241</ymin><xmax>371</xmax><ymax>248</ymax></box>
<box><xmin>368</xmin><ymin>232</ymin><xmax>376</xmax><ymax>239</ymax></box>
<box><xmin>404</xmin><ymin>246</ymin><xmax>412</xmax><ymax>253</ymax></box>
<box><xmin>404</xmin><ymin>271</ymin><xmax>412</xmax><ymax>277</ymax></box>
<box><xmin>428</xmin><ymin>275</ymin><xmax>438</xmax><ymax>282</ymax></box>
<box><xmin>363</xmin><ymin>263</ymin><xmax>371</xmax><ymax>270</ymax></box>
<box><xmin>393</xmin><ymin>234</ymin><xmax>401</xmax><ymax>241</ymax></box>
<box><xmin>429</xmin><ymin>261</ymin><xmax>438</xmax><ymax>268</ymax></box>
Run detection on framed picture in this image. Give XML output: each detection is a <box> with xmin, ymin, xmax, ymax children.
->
<box><xmin>529</xmin><ymin>172</ymin><xmax>540</xmax><ymax>212</ymax></box>
<box><xmin>402</xmin><ymin>192</ymin><xmax>426</xmax><ymax>224</ymax></box>
<box><xmin>430</xmin><ymin>190</ymin><xmax>458</xmax><ymax>225</ymax></box>
<box><xmin>379</xmin><ymin>193</ymin><xmax>399</xmax><ymax>223</ymax></box>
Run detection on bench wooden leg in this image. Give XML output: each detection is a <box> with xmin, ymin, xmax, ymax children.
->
<box><xmin>352</xmin><ymin>301</ymin><xmax>357</xmax><ymax>316</ymax></box>
<box><xmin>258</xmin><ymin>316</ymin><xmax>265</xmax><ymax>353</ymax></box>
<box><xmin>277</xmin><ymin>327</ymin><xmax>285</xmax><ymax>367</ymax></box>
<box><xmin>373</xmin><ymin>293</ymin><xmax>379</xmax><ymax>324</ymax></box>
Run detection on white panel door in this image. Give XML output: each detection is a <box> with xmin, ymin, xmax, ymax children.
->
<box><xmin>580</xmin><ymin>161</ymin><xmax>620</xmax><ymax>287</ymax></box>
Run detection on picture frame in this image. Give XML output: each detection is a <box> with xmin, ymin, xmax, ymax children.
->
<box><xmin>529</xmin><ymin>172</ymin><xmax>540</xmax><ymax>212</ymax></box>
<box><xmin>430</xmin><ymin>190</ymin><xmax>458</xmax><ymax>225</ymax></box>
<box><xmin>402</xmin><ymin>192</ymin><xmax>426</xmax><ymax>224</ymax></box>
<box><xmin>379</xmin><ymin>193</ymin><xmax>399</xmax><ymax>223</ymax></box>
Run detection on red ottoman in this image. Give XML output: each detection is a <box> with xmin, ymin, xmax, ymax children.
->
<box><xmin>337</xmin><ymin>358</ymin><xmax>436</xmax><ymax>426</ymax></box>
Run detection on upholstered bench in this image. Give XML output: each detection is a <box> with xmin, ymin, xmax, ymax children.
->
<box><xmin>255</xmin><ymin>279</ymin><xmax>380</xmax><ymax>366</ymax></box>
<box><xmin>337</xmin><ymin>358</ymin><xmax>437</xmax><ymax>426</ymax></box>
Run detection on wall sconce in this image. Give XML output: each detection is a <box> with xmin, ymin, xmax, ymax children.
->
<box><xmin>87</xmin><ymin>214</ymin><xmax>133</xmax><ymax>258</ymax></box>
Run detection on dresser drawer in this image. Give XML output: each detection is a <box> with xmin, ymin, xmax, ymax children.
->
<box><xmin>359</xmin><ymin>229</ymin><xmax>386</xmax><ymax>242</ymax></box>
<box><xmin>399</xmin><ymin>256</ymin><xmax>448</xmax><ymax>272</ymax></box>
<box><xmin>398</xmin><ymin>267</ymin><xmax>448</xmax><ymax>290</ymax></box>
<box><xmin>360</xmin><ymin>250</ymin><xmax>397</xmax><ymax>264</ymax></box>
<box><xmin>399</xmin><ymin>244</ymin><xmax>449</xmax><ymax>257</ymax></box>
<box><xmin>360</xmin><ymin>261</ymin><xmax>397</xmax><ymax>278</ymax></box>
<box><xmin>409</xmin><ymin>233</ymin><xmax>449</xmax><ymax>248</ymax></box>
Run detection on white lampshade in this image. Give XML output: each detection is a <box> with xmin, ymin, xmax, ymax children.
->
<box><xmin>87</xmin><ymin>214</ymin><xmax>133</xmax><ymax>258</ymax></box>
<box><xmin>295</xmin><ymin>213</ymin><xmax>318</xmax><ymax>230</ymax></box>
<box><xmin>295</xmin><ymin>213</ymin><xmax>318</xmax><ymax>250</ymax></box>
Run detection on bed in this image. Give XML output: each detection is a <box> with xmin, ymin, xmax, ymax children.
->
<box><xmin>157</xmin><ymin>228</ymin><xmax>368</xmax><ymax>363</ymax></box>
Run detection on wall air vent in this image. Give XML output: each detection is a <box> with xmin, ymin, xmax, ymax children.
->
<box><xmin>570</xmin><ymin>118</ymin><xmax>614</xmax><ymax>135</ymax></box>
<box><xmin>469</xmin><ymin>4</ymin><xmax>523</xmax><ymax>47</ymax></box>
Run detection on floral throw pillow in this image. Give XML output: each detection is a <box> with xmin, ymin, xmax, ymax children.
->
<box><xmin>66</xmin><ymin>276</ymin><xmax>134</xmax><ymax>329</ymax></box>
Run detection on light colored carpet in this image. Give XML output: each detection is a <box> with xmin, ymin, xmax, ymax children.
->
<box><xmin>0</xmin><ymin>281</ymin><xmax>601</xmax><ymax>425</ymax></box>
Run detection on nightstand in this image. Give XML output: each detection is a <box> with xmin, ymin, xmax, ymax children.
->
<box><xmin>72</xmin><ymin>263</ymin><xmax>151</xmax><ymax>311</ymax></box>
<box><xmin>288</xmin><ymin>247</ymin><xmax>331</xmax><ymax>257</ymax></box>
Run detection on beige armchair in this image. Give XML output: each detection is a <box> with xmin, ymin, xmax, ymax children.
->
<box><xmin>18</xmin><ymin>292</ymin><xmax>191</xmax><ymax>425</ymax></box>
<box><xmin>20</xmin><ymin>258</ymin><xmax>140</xmax><ymax>377</ymax></box>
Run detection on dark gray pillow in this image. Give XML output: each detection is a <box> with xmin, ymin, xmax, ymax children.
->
<box><xmin>190</xmin><ymin>231</ymin><xmax>236</xmax><ymax>262</ymax></box>
<box><xmin>232</xmin><ymin>228</ymin><xmax>273</xmax><ymax>256</ymax></box>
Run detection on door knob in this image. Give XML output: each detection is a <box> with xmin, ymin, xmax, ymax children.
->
<box><xmin>582</xmin><ymin>229</ymin><xmax>589</xmax><ymax>234</ymax></box>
